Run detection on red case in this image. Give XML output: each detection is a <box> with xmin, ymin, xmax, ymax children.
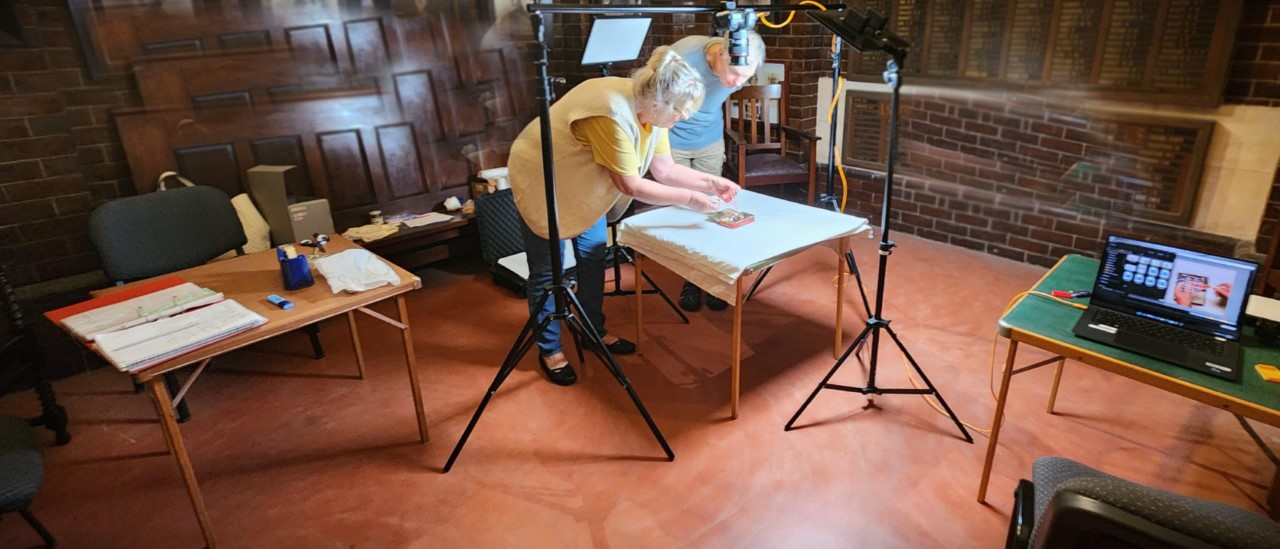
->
<box><xmin>709</xmin><ymin>210</ymin><xmax>754</xmax><ymax>229</ymax></box>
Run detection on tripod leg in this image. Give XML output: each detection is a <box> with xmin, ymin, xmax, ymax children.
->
<box><xmin>883</xmin><ymin>325</ymin><xmax>973</xmax><ymax>443</ymax></box>
<box><xmin>562</xmin><ymin>291</ymin><xmax>674</xmax><ymax>461</ymax></box>
<box><xmin>634</xmin><ymin>252</ymin><xmax>644</xmax><ymax>350</ymax></box>
<box><xmin>444</xmin><ymin>291</ymin><xmax>554</xmax><ymax>472</ymax></box>
<box><xmin>846</xmin><ymin>251</ymin><xmax>872</xmax><ymax>319</ymax></box>
<box><xmin>785</xmin><ymin>321</ymin><xmax>876</xmax><ymax>431</ymax></box>
<box><xmin>639</xmin><ymin>270</ymin><xmax>690</xmax><ymax>324</ymax></box>
<box><xmin>744</xmin><ymin>266</ymin><xmax>772</xmax><ymax>302</ymax></box>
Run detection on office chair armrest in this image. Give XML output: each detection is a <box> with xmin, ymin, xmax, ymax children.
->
<box><xmin>1032</xmin><ymin>457</ymin><xmax>1280</xmax><ymax>549</ymax></box>
<box><xmin>1007</xmin><ymin>479</ymin><xmax>1035</xmax><ymax>549</ymax></box>
<box><xmin>778</xmin><ymin>125</ymin><xmax>820</xmax><ymax>142</ymax></box>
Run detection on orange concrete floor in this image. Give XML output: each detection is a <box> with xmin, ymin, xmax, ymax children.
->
<box><xmin>1</xmin><ymin>233</ymin><xmax>1276</xmax><ymax>547</ymax></box>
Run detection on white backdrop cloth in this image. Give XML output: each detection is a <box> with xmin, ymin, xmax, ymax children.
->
<box><xmin>617</xmin><ymin>190</ymin><xmax>871</xmax><ymax>303</ymax></box>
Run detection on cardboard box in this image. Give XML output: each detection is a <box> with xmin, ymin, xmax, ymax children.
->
<box><xmin>247</xmin><ymin>165</ymin><xmax>335</xmax><ymax>245</ymax></box>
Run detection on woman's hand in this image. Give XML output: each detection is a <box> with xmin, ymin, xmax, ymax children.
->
<box><xmin>686</xmin><ymin>191</ymin><xmax>720</xmax><ymax>213</ymax></box>
<box><xmin>1173</xmin><ymin>281</ymin><xmax>1195</xmax><ymax>306</ymax></box>
<box><xmin>709</xmin><ymin>177</ymin><xmax>740</xmax><ymax>204</ymax></box>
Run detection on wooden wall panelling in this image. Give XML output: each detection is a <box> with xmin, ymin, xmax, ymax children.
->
<box><xmin>284</xmin><ymin>24</ymin><xmax>342</xmax><ymax>75</ymax></box>
<box><xmin>845</xmin><ymin>0</ymin><xmax>1242</xmax><ymax>106</ymax></box>
<box><xmin>345</xmin><ymin>17</ymin><xmax>393</xmax><ymax>76</ymax></box>
<box><xmin>376</xmin><ymin>123</ymin><xmax>430</xmax><ymax>200</ymax></box>
<box><xmin>218</xmin><ymin>30</ymin><xmax>273</xmax><ymax>51</ymax></box>
<box><xmin>393</xmin><ymin>70</ymin><xmax>447</xmax><ymax>144</ymax></box>
<box><xmin>316</xmin><ymin>129</ymin><xmax>380</xmax><ymax>212</ymax></box>
<box><xmin>114</xmin><ymin>105</ymin><xmax>465</xmax><ymax>231</ymax></box>
<box><xmin>249</xmin><ymin>135</ymin><xmax>316</xmax><ymax>197</ymax></box>
<box><xmin>173</xmin><ymin>143</ymin><xmax>243</xmax><ymax>196</ymax></box>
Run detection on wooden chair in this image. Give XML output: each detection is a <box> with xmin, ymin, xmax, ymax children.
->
<box><xmin>723</xmin><ymin>83</ymin><xmax>820</xmax><ymax>205</ymax></box>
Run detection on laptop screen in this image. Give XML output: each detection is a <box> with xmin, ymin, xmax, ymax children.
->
<box><xmin>1091</xmin><ymin>235</ymin><xmax>1257</xmax><ymax>340</ymax></box>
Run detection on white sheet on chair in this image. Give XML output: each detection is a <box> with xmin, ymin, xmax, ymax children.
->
<box><xmin>617</xmin><ymin>190</ymin><xmax>871</xmax><ymax>303</ymax></box>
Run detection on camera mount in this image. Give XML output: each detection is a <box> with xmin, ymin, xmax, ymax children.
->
<box><xmin>714</xmin><ymin>1</ymin><xmax>758</xmax><ymax>67</ymax></box>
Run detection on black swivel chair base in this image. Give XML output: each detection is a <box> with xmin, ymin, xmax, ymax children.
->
<box><xmin>443</xmin><ymin>282</ymin><xmax>674</xmax><ymax>472</ymax></box>
<box><xmin>9</xmin><ymin>507</ymin><xmax>57</xmax><ymax>547</ymax></box>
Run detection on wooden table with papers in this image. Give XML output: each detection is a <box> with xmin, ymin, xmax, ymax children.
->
<box><xmin>50</xmin><ymin>236</ymin><xmax>427</xmax><ymax>548</ymax></box>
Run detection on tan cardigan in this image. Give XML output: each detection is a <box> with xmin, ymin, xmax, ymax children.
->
<box><xmin>508</xmin><ymin>77</ymin><xmax>659</xmax><ymax>240</ymax></box>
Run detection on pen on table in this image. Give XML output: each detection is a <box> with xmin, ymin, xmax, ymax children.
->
<box><xmin>1050</xmin><ymin>290</ymin><xmax>1091</xmax><ymax>298</ymax></box>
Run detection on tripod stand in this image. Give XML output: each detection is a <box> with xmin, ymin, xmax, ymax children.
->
<box><xmin>784</xmin><ymin>54</ymin><xmax>972</xmax><ymax>443</ymax></box>
<box><xmin>444</xmin><ymin>12</ymin><xmax>673</xmax><ymax>472</ymax></box>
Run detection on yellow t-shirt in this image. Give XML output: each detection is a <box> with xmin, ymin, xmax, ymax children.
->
<box><xmin>570</xmin><ymin>116</ymin><xmax>670</xmax><ymax>176</ymax></box>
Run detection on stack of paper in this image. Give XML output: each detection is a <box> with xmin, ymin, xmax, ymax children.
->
<box><xmin>403</xmin><ymin>212</ymin><xmax>455</xmax><ymax>228</ymax></box>
<box><xmin>93</xmin><ymin>300</ymin><xmax>267</xmax><ymax>372</ymax></box>
<box><xmin>61</xmin><ymin>283</ymin><xmax>224</xmax><ymax>342</ymax></box>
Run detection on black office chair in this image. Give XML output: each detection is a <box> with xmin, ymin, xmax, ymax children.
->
<box><xmin>1008</xmin><ymin>456</ymin><xmax>1280</xmax><ymax>549</ymax></box>
<box><xmin>0</xmin><ymin>415</ymin><xmax>55</xmax><ymax>547</ymax></box>
<box><xmin>1</xmin><ymin>265</ymin><xmax>70</xmax><ymax>446</ymax></box>
<box><xmin>87</xmin><ymin>185</ymin><xmax>324</xmax><ymax>422</ymax></box>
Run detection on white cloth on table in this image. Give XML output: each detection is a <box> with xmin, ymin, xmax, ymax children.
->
<box><xmin>617</xmin><ymin>190</ymin><xmax>871</xmax><ymax>303</ymax></box>
<box><xmin>313</xmin><ymin>249</ymin><xmax>402</xmax><ymax>293</ymax></box>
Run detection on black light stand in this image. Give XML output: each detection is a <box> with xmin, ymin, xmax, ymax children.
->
<box><xmin>785</xmin><ymin>9</ymin><xmax>972</xmax><ymax>443</ymax></box>
<box><xmin>445</xmin><ymin>10</ymin><xmax>676</xmax><ymax>472</ymax></box>
<box><xmin>445</xmin><ymin>1</ymin><xmax>850</xmax><ymax>472</ymax></box>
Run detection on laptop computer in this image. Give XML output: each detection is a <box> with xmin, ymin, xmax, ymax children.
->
<box><xmin>1072</xmin><ymin>235</ymin><xmax>1257</xmax><ymax>381</ymax></box>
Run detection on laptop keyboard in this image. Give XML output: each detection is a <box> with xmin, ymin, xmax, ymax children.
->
<box><xmin>1093</xmin><ymin>309</ymin><xmax>1226</xmax><ymax>355</ymax></box>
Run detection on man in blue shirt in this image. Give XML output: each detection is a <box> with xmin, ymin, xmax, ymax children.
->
<box><xmin>669</xmin><ymin>31</ymin><xmax>766</xmax><ymax>311</ymax></box>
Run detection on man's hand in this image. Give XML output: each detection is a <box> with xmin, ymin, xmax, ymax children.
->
<box><xmin>709</xmin><ymin>177</ymin><xmax>740</xmax><ymax>204</ymax></box>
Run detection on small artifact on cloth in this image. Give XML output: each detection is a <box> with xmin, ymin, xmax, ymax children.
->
<box><xmin>708</xmin><ymin>208</ymin><xmax>755</xmax><ymax>229</ymax></box>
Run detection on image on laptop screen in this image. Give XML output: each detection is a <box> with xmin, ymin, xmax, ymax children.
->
<box><xmin>1092</xmin><ymin>235</ymin><xmax>1256</xmax><ymax>339</ymax></box>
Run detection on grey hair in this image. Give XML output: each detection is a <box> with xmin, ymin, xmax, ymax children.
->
<box><xmin>714</xmin><ymin>31</ymin><xmax>766</xmax><ymax>68</ymax></box>
<box><xmin>631</xmin><ymin>46</ymin><xmax>705</xmax><ymax>119</ymax></box>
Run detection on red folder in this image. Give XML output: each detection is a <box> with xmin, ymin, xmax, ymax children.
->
<box><xmin>44</xmin><ymin>275</ymin><xmax>187</xmax><ymax>325</ymax></box>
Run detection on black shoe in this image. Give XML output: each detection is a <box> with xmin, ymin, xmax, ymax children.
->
<box><xmin>604</xmin><ymin>337</ymin><xmax>636</xmax><ymax>355</ymax></box>
<box><xmin>705</xmin><ymin>293</ymin><xmax>728</xmax><ymax>311</ymax></box>
<box><xmin>679</xmin><ymin>282</ymin><xmax>702</xmax><ymax>312</ymax></box>
<box><xmin>538</xmin><ymin>355</ymin><xmax>577</xmax><ymax>386</ymax></box>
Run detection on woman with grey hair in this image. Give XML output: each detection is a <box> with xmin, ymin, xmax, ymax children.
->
<box><xmin>669</xmin><ymin>30</ymin><xmax>765</xmax><ymax>313</ymax></box>
<box><xmin>508</xmin><ymin>46</ymin><xmax>741</xmax><ymax>386</ymax></box>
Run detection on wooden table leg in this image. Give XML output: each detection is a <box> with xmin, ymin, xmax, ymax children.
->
<box><xmin>835</xmin><ymin>237</ymin><xmax>849</xmax><ymax>358</ymax></box>
<box><xmin>979</xmin><ymin>340</ymin><xmax>1019</xmax><ymax>503</ymax></box>
<box><xmin>147</xmin><ymin>378</ymin><xmax>217</xmax><ymax>549</ymax></box>
<box><xmin>396</xmin><ymin>296</ymin><xmax>429</xmax><ymax>444</ymax></box>
<box><xmin>348</xmin><ymin>310</ymin><xmax>367</xmax><ymax>380</ymax></box>
<box><xmin>1046</xmin><ymin>358</ymin><xmax>1065</xmax><ymax>414</ymax></box>
<box><xmin>731</xmin><ymin>277</ymin><xmax>744</xmax><ymax>420</ymax></box>
<box><xmin>635</xmin><ymin>252</ymin><xmax>643</xmax><ymax>350</ymax></box>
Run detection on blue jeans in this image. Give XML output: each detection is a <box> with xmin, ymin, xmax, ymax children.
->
<box><xmin>523</xmin><ymin>215</ymin><xmax>608</xmax><ymax>357</ymax></box>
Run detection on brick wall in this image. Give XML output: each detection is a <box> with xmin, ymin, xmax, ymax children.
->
<box><xmin>0</xmin><ymin>0</ymin><xmax>135</xmax><ymax>289</ymax></box>
<box><xmin>1225</xmin><ymin>0</ymin><xmax>1280</xmax><ymax>107</ymax></box>
<box><xmin>830</xmin><ymin>0</ymin><xmax>1280</xmax><ymax>268</ymax></box>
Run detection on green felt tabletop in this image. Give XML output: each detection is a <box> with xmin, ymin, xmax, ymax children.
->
<box><xmin>999</xmin><ymin>254</ymin><xmax>1280</xmax><ymax>413</ymax></box>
